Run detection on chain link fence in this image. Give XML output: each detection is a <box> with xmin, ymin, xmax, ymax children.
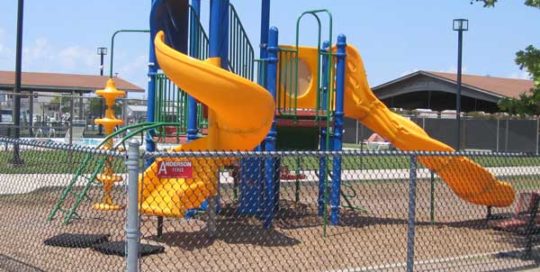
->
<box><xmin>0</xmin><ymin>137</ymin><xmax>539</xmax><ymax>271</ymax></box>
<box><xmin>0</xmin><ymin>138</ymin><xmax>127</xmax><ymax>271</ymax></box>
<box><xmin>344</xmin><ymin>117</ymin><xmax>540</xmax><ymax>153</ymax></box>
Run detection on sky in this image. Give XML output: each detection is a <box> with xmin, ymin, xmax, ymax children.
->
<box><xmin>0</xmin><ymin>0</ymin><xmax>538</xmax><ymax>98</ymax></box>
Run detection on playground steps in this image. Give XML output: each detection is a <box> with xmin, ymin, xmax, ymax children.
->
<box><xmin>139</xmin><ymin>177</ymin><xmax>215</xmax><ymax>217</ymax></box>
<box><xmin>47</xmin><ymin>155</ymin><xmax>106</xmax><ymax>224</ymax></box>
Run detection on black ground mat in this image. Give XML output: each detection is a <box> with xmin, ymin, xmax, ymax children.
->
<box><xmin>92</xmin><ymin>241</ymin><xmax>165</xmax><ymax>257</ymax></box>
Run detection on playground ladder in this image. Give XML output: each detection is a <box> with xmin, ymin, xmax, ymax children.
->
<box><xmin>47</xmin><ymin>155</ymin><xmax>107</xmax><ymax>224</ymax></box>
<box><xmin>317</xmin><ymin>168</ymin><xmax>367</xmax><ymax>213</ymax></box>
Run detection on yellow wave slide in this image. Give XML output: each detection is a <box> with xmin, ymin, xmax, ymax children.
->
<box><xmin>343</xmin><ymin>45</ymin><xmax>514</xmax><ymax>207</ymax></box>
<box><xmin>139</xmin><ymin>31</ymin><xmax>274</xmax><ymax>217</ymax></box>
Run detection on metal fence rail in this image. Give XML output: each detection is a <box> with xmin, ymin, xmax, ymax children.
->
<box><xmin>0</xmin><ymin>137</ymin><xmax>539</xmax><ymax>271</ymax></box>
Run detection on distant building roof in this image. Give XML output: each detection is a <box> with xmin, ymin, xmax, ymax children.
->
<box><xmin>372</xmin><ymin>70</ymin><xmax>535</xmax><ymax>113</ymax></box>
<box><xmin>0</xmin><ymin>71</ymin><xmax>144</xmax><ymax>93</ymax></box>
<box><xmin>425</xmin><ymin>71</ymin><xmax>534</xmax><ymax>98</ymax></box>
<box><xmin>374</xmin><ymin>70</ymin><xmax>534</xmax><ymax>99</ymax></box>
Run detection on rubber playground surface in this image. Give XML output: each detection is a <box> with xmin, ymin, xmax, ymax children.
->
<box><xmin>0</xmin><ymin>177</ymin><xmax>538</xmax><ymax>272</ymax></box>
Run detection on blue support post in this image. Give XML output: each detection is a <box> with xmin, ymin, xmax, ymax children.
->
<box><xmin>145</xmin><ymin>0</ymin><xmax>157</xmax><ymax>168</ymax></box>
<box><xmin>330</xmin><ymin>34</ymin><xmax>346</xmax><ymax>225</ymax></box>
<box><xmin>187</xmin><ymin>0</ymin><xmax>201</xmax><ymax>141</ymax></box>
<box><xmin>199</xmin><ymin>0</ymin><xmax>229</xmax><ymax>219</ymax></box>
<box><xmin>262</xmin><ymin>26</ymin><xmax>279</xmax><ymax>229</ymax></box>
<box><xmin>209</xmin><ymin>0</ymin><xmax>226</xmax><ymax>62</ymax></box>
<box><xmin>210</xmin><ymin>0</ymin><xmax>229</xmax><ymax>68</ymax></box>
<box><xmin>318</xmin><ymin>40</ymin><xmax>331</xmax><ymax>216</ymax></box>
<box><xmin>259</xmin><ymin>0</ymin><xmax>270</xmax><ymax>60</ymax></box>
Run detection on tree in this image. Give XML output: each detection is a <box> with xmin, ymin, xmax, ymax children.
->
<box><xmin>473</xmin><ymin>0</ymin><xmax>540</xmax><ymax>8</ymax></box>
<box><xmin>473</xmin><ymin>0</ymin><xmax>540</xmax><ymax>115</ymax></box>
<box><xmin>88</xmin><ymin>97</ymin><xmax>122</xmax><ymax>118</ymax></box>
<box><xmin>50</xmin><ymin>96</ymin><xmax>71</xmax><ymax>114</ymax></box>
<box><xmin>88</xmin><ymin>98</ymin><xmax>103</xmax><ymax>117</ymax></box>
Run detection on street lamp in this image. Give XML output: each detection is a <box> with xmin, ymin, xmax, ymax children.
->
<box><xmin>96</xmin><ymin>47</ymin><xmax>107</xmax><ymax>136</ymax></box>
<box><xmin>97</xmin><ymin>47</ymin><xmax>107</xmax><ymax>76</ymax></box>
<box><xmin>453</xmin><ymin>18</ymin><xmax>468</xmax><ymax>150</ymax></box>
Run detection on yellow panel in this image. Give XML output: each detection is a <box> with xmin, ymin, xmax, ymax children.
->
<box><xmin>277</xmin><ymin>45</ymin><xmax>320</xmax><ymax>110</ymax></box>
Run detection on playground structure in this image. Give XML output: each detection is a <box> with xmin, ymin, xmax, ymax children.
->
<box><xmin>49</xmin><ymin>0</ymin><xmax>516</xmax><ymax>231</ymax></box>
<box><xmin>93</xmin><ymin>79</ymin><xmax>125</xmax><ymax>211</ymax></box>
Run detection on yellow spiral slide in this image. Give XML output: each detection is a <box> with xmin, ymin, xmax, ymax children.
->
<box><xmin>138</xmin><ymin>31</ymin><xmax>274</xmax><ymax>217</ymax></box>
<box><xmin>343</xmin><ymin>45</ymin><xmax>515</xmax><ymax>207</ymax></box>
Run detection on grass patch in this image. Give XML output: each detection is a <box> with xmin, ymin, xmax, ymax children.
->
<box><xmin>1</xmin><ymin>149</ymin><xmax>538</xmax><ymax>174</ymax></box>
<box><xmin>0</xmin><ymin>149</ymin><xmax>125</xmax><ymax>174</ymax></box>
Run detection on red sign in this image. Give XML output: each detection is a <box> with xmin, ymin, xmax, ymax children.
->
<box><xmin>157</xmin><ymin>160</ymin><xmax>193</xmax><ymax>179</ymax></box>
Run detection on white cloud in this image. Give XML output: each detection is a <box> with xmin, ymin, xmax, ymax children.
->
<box><xmin>0</xmin><ymin>28</ymin><xmax>4</xmax><ymax>53</ymax></box>
<box><xmin>25</xmin><ymin>38</ymin><xmax>50</xmax><ymax>60</ymax></box>
<box><xmin>5</xmin><ymin>38</ymin><xmax>100</xmax><ymax>74</ymax></box>
<box><xmin>117</xmin><ymin>54</ymin><xmax>148</xmax><ymax>90</ymax></box>
<box><xmin>57</xmin><ymin>46</ymin><xmax>97</xmax><ymax>71</ymax></box>
<box><xmin>0</xmin><ymin>27</ymin><xmax>13</xmax><ymax>65</ymax></box>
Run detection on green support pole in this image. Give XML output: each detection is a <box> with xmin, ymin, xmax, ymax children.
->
<box><xmin>109</xmin><ymin>29</ymin><xmax>150</xmax><ymax>78</ymax></box>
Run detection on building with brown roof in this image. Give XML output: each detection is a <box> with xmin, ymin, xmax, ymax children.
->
<box><xmin>0</xmin><ymin>70</ymin><xmax>144</xmax><ymax>93</ymax></box>
<box><xmin>0</xmin><ymin>71</ymin><xmax>144</xmax><ymax>126</ymax></box>
<box><xmin>372</xmin><ymin>70</ymin><xmax>534</xmax><ymax>112</ymax></box>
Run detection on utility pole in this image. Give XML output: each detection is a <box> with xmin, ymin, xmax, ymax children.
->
<box><xmin>11</xmin><ymin>0</ymin><xmax>25</xmax><ymax>165</ymax></box>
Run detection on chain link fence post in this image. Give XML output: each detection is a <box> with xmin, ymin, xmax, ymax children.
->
<box><xmin>406</xmin><ymin>155</ymin><xmax>418</xmax><ymax>272</ymax></box>
<box><xmin>126</xmin><ymin>140</ymin><xmax>141</xmax><ymax>272</ymax></box>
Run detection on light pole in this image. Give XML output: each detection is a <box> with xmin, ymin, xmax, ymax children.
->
<box><xmin>453</xmin><ymin>18</ymin><xmax>468</xmax><ymax>150</ymax></box>
<box><xmin>97</xmin><ymin>47</ymin><xmax>107</xmax><ymax>76</ymax></box>
<box><xmin>97</xmin><ymin>47</ymin><xmax>107</xmax><ymax>135</ymax></box>
<box><xmin>11</xmin><ymin>0</ymin><xmax>24</xmax><ymax>165</ymax></box>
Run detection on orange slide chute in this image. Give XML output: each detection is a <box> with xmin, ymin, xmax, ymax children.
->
<box><xmin>139</xmin><ymin>31</ymin><xmax>274</xmax><ymax>217</ymax></box>
<box><xmin>343</xmin><ymin>45</ymin><xmax>515</xmax><ymax>207</ymax></box>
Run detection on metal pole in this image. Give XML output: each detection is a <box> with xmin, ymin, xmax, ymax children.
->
<box><xmin>496</xmin><ymin>119</ymin><xmax>500</xmax><ymax>152</ymax></box>
<box><xmin>263</xmin><ymin>26</ymin><xmax>279</xmax><ymax>229</ymax></box>
<box><xmin>330</xmin><ymin>34</ymin><xmax>347</xmax><ymax>225</ymax></box>
<box><xmin>456</xmin><ymin>27</ymin><xmax>464</xmax><ymax>150</ymax></box>
<box><xmin>187</xmin><ymin>0</ymin><xmax>201</xmax><ymax>141</ymax></box>
<box><xmin>126</xmin><ymin>140</ymin><xmax>141</xmax><ymax>272</ymax></box>
<box><xmin>147</xmin><ymin>0</ymin><xmax>158</xmax><ymax>165</ymax></box>
<box><xmin>11</xmin><ymin>0</ymin><xmax>24</xmax><ymax>165</ymax></box>
<box><xmin>355</xmin><ymin>120</ymin><xmax>359</xmax><ymax>145</ymax></box>
<box><xmin>99</xmin><ymin>51</ymin><xmax>105</xmax><ymax>76</ymax></box>
<box><xmin>318</xmin><ymin>40</ymin><xmax>330</xmax><ymax>217</ymax></box>
<box><xmin>430</xmin><ymin>170</ymin><xmax>435</xmax><ymax>224</ymax></box>
<box><xmin>29</xmin><ymin>91</ymin><xmax>33</xmax><ymax>137</ymax></box>
<box><xmin>406</xmin><ymin>155</ymin><xmax>418</xmax><ymax>272</ymax></box>
<box><xmin>259</xmin><ymin>0</ymin><xmax>271</xmax><ymax>60</ymax></box>
<box><xmin>79</xmin><ymin>92</ymin><xmax>84</xmax><ymax>123</ymax></box>
<box><xmin>206</xmin><ymin>0</ymin><xmax>229</xmax><ymax>235</ymax></box>
<box><xmin>524</xmin><ymin>195</ymin><xmax>539</xmax><ymax>256</ymax></box>
<box><xmin>97</xmin><ymin>47</ymin><xmax>107</xmax><ymax>136</ymax></box>
<box><xmin>69</xmin><ymin>91</ymin><xmax>74</xmax><ymax>145</ymax></box>
<box><xmin>110</xmin><ymin>30</ymin><xmax>150</xmax><ymax>78</ymax></box>
<box><xmin>536</xmin><ymin>118</ymin><xmax>540</xmax><ymax>155</ymax></box>
<box><xmin>505</xmin><ymin>119</ymin><xmax>509</xmax><ymax>152</ymax></box>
